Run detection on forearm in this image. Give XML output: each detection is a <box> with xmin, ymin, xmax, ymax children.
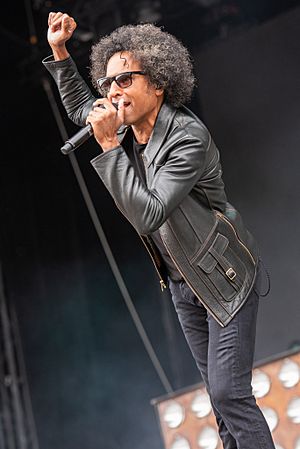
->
<box><xmin>51</xmin><ymin>44</ymin><xmax>70</xmax><ymax>61</ymax></box>
<box><xmin>91</xmin><ymin>148</ymin><xmax>165</xmax><ymax>234</ymax></box>
<box><xmin>90</xmin><ymin>138</ymin><xmax>205</xmax><ymax>235</ymax></box>
<box><xmin>42</xmin><ymin>55</ymin><xmax>95</xmax><ymax>126</ymax></box>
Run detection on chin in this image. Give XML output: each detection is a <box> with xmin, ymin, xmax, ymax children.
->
<box><xmin>122</xmin><ymin>113</ymin><xmax>134</xmax><ymax>126</ymax></box>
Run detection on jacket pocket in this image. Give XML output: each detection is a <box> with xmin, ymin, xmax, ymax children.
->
<box><xmin>196</xmin><ymin>232</ymin><xmax>246</xmax><ymax>302</ymax></box>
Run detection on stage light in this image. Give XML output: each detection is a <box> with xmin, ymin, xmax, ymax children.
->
<box><xmin>197</xmin><ymin>426</ymin><xmax>219</xmax><ymax>449</ymax></box>
<box><xmin>190</xmin><ymin>391</ymin><xmax>212</xmax><ymax>418</ymax></box>
<box><xmin>252</xmin><ymin>370</ymin><xmax>271</xmax><ymax>398</ymax></box>
<box><xmin>163</xmin><ymin>401</ymin><xmax>185</xmax><ymax>429</ymax></box>
<box><xmin>170</xmin><ymin>436</ymin><xmax>191</xmax><ymax>449</ymax></box>
<box><xmin>278</xmin><ymin>359</ymin><xmax>300</xmax><ymax>388</ymax></box>
<box><xmin>287</xmin><ymin>397</ymin><xmax>300</xmax><ymax>424</ymax></box>
<box><xmin>152</xmin><ymin>349</ymin><xmax>300</xmax><ymax>449</ymax></box>
<box><xmin>261</xmin><ymin>407</ymin><xmax>279</xmax><ymax>432</ymax></box>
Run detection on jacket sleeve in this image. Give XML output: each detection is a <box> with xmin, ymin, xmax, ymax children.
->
<box><xmin>91</xmin><ymin>127</ymin><xmax>208</xmax><ymax>235</ymax></box>
<box><xmin>42</xmin><ymin>55</ymin><xmax>96</xmax><ymax>126</ymax></box>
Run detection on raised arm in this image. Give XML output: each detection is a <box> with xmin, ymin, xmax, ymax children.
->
<box><xmin>47</xmin><ymin>11</ymin><xmax>76</xmax><ymax>61</ymax></box>
<box><xmin>43</xmin><ymin>12</ymin><xmax>96</xmax><ymax>126</ymax></box>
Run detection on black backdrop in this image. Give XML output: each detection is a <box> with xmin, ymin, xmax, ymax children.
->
<box><xmin>1</xmin><ymin>6</ymin><xmax>300</xmax><ymax>449</ymax></box>
<box><xmin>194</xmin><ymin>7</ymin><xmax>300</xmax><ymax>358</ymax></box>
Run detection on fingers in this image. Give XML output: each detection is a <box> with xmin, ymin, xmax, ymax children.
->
<box><xmin>86</xmin><ymin>101</ymin><xmax>108</xmax><ymax>125</ymax></box>
<box><xmin>85</xmin><ymin>108</ymin><xmax>109</xmax><ymax>135</ymax></box>
<box><xmin>48</xmin><ymin>12</ymin><xmax>54</xmax><ymax>27</ymax></box>
<box><xmin>92</xmin><ymin>99</ymin><xmax>106</xmax><ymax>108</ymax></box>
<box><xmin>92</xmin><ymin>98</ymin><xmax>124</xmax><ymax>118</ymax></box>
<box><xmin>48</xmin><ymin>11</ymin><xmax>64</xmax><ymax>28</ymax></box>
<box><xmin>48</xmin><ymin>12</ymin><xmax>77</xmax><ymax>34</ymax></box>
<box><xmin>86</xmin><ymin>99</ymin><xmax>119</xmax><ymax>128</ymax></box>
<box><xmin>86</xmin><ymin>100</ymin><xmax>123</xmax><ymax>150</ymax></box>
<box><xmin>92</xmin><ymin>98</ymin><xmax>118</xmax><ymax>113</ymax></box>
<box><xmin>62</xmin><ymin>15</ymin><xmax>77</xmax><ymax>34</ymax></box>
<box><xmin>87</xmin><ymin>98</ymin><xmax>125</xmax><ymax>132</ymax></box>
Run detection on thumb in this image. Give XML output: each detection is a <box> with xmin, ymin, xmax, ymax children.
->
<box><xmin>117</xmin><ymin>99</ymin><xmax>125</xmax><ymax>124</ymax></box>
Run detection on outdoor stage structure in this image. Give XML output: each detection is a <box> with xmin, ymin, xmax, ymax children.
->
<box><xmin>152</xmin><ymin>349</ymin><xmax>300</xmax><ymax>449</ymax></box>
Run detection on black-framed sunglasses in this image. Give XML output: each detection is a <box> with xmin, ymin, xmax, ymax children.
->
<box><xmin>96</xmin><ymin>71</ymin><xmax>146</xmax><ymax>96</ymax></box>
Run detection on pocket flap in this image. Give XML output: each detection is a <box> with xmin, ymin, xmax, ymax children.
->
<box><xmin>198</xmin><ymin>233</ymin><xmax>229</xmax><ymax>273</ymax></box>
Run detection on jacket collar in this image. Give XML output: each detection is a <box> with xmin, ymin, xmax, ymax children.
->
<box><xmin>118</xmin><ymin>102</ymin><xmax>177</xmax><ymax>167</ymax></box>
<box><xmin>143</xmin><ymin>102</ymin><xmax>177</xmax><ymax>167</ymax></box>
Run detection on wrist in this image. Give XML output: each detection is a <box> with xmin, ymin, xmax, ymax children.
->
<box><xmin>99</xmin><ymin>137</ymin><xmax>120</xmax><ymax>152</ymax></box>
<box><xmin>50</xmin><ymin>45</ymin><xmax>70</xmax><ymax>61</ymax></box>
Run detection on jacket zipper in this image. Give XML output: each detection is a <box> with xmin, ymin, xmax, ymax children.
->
<box><xmin>215</xmin><ymin>211</ymin><xmax>256</xmax><ymax>265</ymax></box>
<box><xmin>139</xmin><ymin>236</ymin><xmax>167</xmax><ymax>291</ymax></box>
<box><xmin>111</xmin><ymin>199</ymin><xmax>168</xmax><ymax>291</ymax></box>
<box><xmin>139</xmin><ymin>152</ymin><xmax>167</xmax><ymax>291</ymax></box>
<box><xmin>109</xmin><ymin>149</ymin><xmax>167</xmax><ymax>292</ymax></box>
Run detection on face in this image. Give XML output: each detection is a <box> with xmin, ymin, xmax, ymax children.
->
<box><xmin>104</xmin><ymin>52</ymin><xmax>164</xmax><ymax>128</ymax></box>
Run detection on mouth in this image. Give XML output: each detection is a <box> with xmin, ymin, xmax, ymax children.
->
<box><xmin>113</xmin><ymin>101</ymin><xmax>131</xmax><ymax>109</ymax></box>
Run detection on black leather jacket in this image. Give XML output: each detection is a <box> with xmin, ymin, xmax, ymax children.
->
<box><xmin>43</xmin><ymin>55</ymin><xmax>259</xmax><ymax>326</ymax></box>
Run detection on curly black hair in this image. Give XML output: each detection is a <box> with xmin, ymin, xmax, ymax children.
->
<box><xmin>90</xmin><ymin>23</ymin><xmax>195</xmax><ymax>107</ymax></box>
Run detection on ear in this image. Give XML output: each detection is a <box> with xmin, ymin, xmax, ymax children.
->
<box><xmin>155</xmin><ymin>86</ymin><xmax>164</xmax><ymax>97</ymax></box>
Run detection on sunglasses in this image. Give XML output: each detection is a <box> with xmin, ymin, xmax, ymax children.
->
<box><xmin>96</xmin><ymin>71</ymin><xmax>146</xmax><ymax>96</ymax></box>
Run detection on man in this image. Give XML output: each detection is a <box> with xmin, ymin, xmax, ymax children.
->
<box><xmin>44</xmin><ymin>12</ymin><xmax>275</xmax><ymax>449</ymax></box>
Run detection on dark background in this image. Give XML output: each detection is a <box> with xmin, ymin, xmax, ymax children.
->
<box><xmin>1</xmin><ymin>1</ymin><xmax>300</xmax><ymax>448</ymax></box>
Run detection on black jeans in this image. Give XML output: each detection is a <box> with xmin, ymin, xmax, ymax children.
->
<box><xmin>168</xmin><ymin>273</ymin><xmax>275</xmax><ymax>449</ymax></box>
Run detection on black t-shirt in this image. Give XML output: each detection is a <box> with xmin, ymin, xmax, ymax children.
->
<box><xmin>132</xmin><ymin>138</ymin><xmax>182</xmax><ymax>281</ymax></box>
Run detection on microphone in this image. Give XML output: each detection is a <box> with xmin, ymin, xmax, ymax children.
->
<box><xmin>61</xmin><ymin>123</ymin><xmax>93</xmax><ymax>155</ymax></box>
<box><xmin>60</xmin><ymin>103</ymin><xmax>119</xmax><ymax>155</ymax></box>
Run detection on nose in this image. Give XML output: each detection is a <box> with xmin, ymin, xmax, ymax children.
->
<box><xmin>108</xmin><ymin>80</ymin><xmax>123</xmax><ymax>99</ymax></box>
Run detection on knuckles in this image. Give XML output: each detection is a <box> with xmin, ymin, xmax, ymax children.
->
<box><xmin>88</xmin><ymin>107</ymin><xmax>116</xmax><ymax>125</ymax></box>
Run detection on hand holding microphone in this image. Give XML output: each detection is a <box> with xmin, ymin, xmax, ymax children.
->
<box><xmin>60</xmin><ymin>99</ymin><xmax>124</xmax><ymax>155</ymax></box>
<box><xmin>86</xmin><ymin>98</ymin><xmax>125</xmax><ymax>151</ymax></box>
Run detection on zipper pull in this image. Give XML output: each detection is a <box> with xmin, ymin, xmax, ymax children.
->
<box><xmin>160</xmin><ymin>280</ymin><xmax>167</xmax><ymax>291</ymax></box>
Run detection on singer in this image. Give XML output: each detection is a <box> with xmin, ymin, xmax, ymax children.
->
<box><xmin>43</xmin><ymin>12</ymin><xmax>275</xmax><ymax>449</ymax></box>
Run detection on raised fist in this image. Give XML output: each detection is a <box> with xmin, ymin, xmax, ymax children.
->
<box><xmin>47</xmin><ymin>12</ymin><xmax>77</xmax><ymax>48</ymax></box>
